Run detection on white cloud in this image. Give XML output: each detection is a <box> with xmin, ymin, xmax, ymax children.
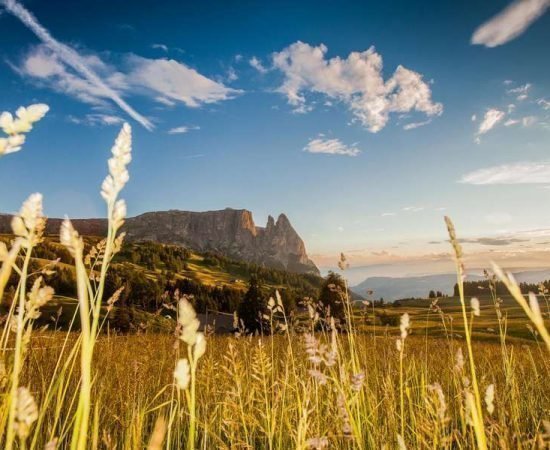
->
<box><xmin>226</xmin><ymin>67</ymin><xmax>238</xmax><ymax>82</ymax></box>
<box><xmin>471</xmin><ymin>114</ymin><xmax>477</xmax><ymax>121</ymax></box>
<box><xmin>475</xmin><ymin>108</ymin><xmax>505</xmax><ymax>141</ymax></box>
<box><xmin>537</xmin><ymin>98</ymin><xmax>550</xmax><ymax>110</ymax></box>
<box><xmin>522</xmin><ymin>115</ymin><xmax>537</xmax><ymax>126</ymax></box>
<box><xmin>19</xmin><ymin>45</ymin><xmax>129</xmax><ymax>107</ymax></box>
<box><xmin>381</xmin><ymin>212</ymin><xmax>396</xmax><ymax>217</ymax></box>
<box><xmin>3</xmin><ymin>0</ymin><xmax>153</xmax><ymax>130</ymax></box>
<box><xmin>127</xmin><ymin>56</ymin><xmax>241</xmax><ymax>108</ymax></box>
<box><xmin>18</xmin><ymin>47</ymin><xmax>241</xmax><ymax>112</ymax></box>
<box><xmin>249</xmin><ymin>56</ymin><xmax>268</xmax><ymax>74</ymax></box>
<box><xmin>471</xmin><ymin>0</ymin><xmax>550</xmax><ymax>47</ymax></box>
<box><xmin>403</xmin><ymin>119</ymin><xmax>432</xmax><ymax>130</ymax></box>
<box><xmin>272</xmin><ymin>42</ymin><xmax>442</xmax><ymax>132</ymax></box>
<box><xmin>303</xmin><ymin>137</ymin><xmax>361</xmax><ymax>157</ymax></box>
<box><xmin>151</xmin><ymin>43</ymin><xmax>168</xmax><ymax>52</ymax></box>
<box><xmin>507</xmin><ymin>83</ymin><xmax>531</xmax><ymax>100</ymax></box>
<box><xmin>402</xmin><ymin>206</ymin><xmax>424</xmax><ymax>212</ymax></box>
<box><xmin>167</xmin><ymin>125</ymin><xmax>200</xmax><ymax>134</ymax></box>
<box><xmin>68</xmin><ymin>114</ymin><xmax>124</xmax><ymax>126</ymax></box>
<box><xmin>460</xmin><ymin>161</ymin><xmax>550</xmax><ymax>184</ymax></box>
<box><xmin>504</xmin><ymin>118</ymin><xmax>519</xmax><ymax>126</ymax></box>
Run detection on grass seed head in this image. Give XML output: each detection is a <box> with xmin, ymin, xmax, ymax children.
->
<box><xmin>174</xmin><ymin>358</ymin><xmax>190</xmax><ymax>390</ymax></box>
<box><xmin>14</xmin><ymin>387</ymin><xmax>38</xmax><ymax>439</ymax></box>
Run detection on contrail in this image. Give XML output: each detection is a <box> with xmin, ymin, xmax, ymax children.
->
<box><xmin>2</xmin><ymin>0</ymin><xmax>154</xmax><ymax>130</ymax></box>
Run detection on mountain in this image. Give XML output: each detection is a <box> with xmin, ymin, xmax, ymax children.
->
<box><xmin>351</xmin><ymin>269</ymin><xmax>550</xmax><ymax>301</ymax></box>
<box><xmin>351</xmin><ymin>274</ymin><xmax>479</xmax><ymax>301</ymax></box>
<box><xmin>0</xmin><ymin>208</ymin><xmax>319</xmax><ymax>275</ymax></box>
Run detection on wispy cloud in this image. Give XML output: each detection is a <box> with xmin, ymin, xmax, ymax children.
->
<box><xmin>249</xmin><ymin>56</ymin><xmax>268</xmax><ymax>74</ymax></box>
<box><xmin>460</xmin><ymin>161</ymin><xmax>550</xmax><ymax>184</ymax></box>
<box><xmin>17</xmin><ymin>45</ymin><xmax>128</xmax><ymax>107</ymax></box>
<box><xmin>381</xmin><ymin>212</ymin><xmax>396</xmax><ymax>217</ymax></box>
<box><xmin>507</xmin><ymin>83</ymin><xmax>531</xmax><ymax>100</ymax></box>
<box><xmin>403</xmin><ymin>119</ymin><xmax>432</xmax><ymax>130</ymax></box>
<box><xmin>457</xmin><ymin>236</ymin><xmax>526</xmax><ymax>246</ymax></box>
<box><xmin>303</xmin><ymin>137</ymin><xmax>361</xmax><ymax>157</ymax></box>
<box><xmin>471</xmin><ymin>0</ymin><xmax>550</xmax><ymax>47</ymax></box>
<box><xmin>226</xmin><ymin>67</ymin><xmax>238</xmax><ymax>82</ymax></box>
<box><xmin>127</xmin><ymin>56</ymin><xmax>242</xmax><ymax>108</ymax></box>
<box><xmin>68</xmin><ymin>114</ymin><xmax>124</xmax><ymax>127</ymax></box>
<box><xmin>402</xmin><ymin>206</ymin><xmax>424</xmax><ymax>212</ymax></box>
<box><xmin>3</xmin><ymin>0</ymin><xmax>154</xmax><ymax>130</ymax></box>
<box><xmin>151</xmin><ymin>43</ymin><xmax>168</xmax><ymax>52</ymax></box>
<box><xmin>475</xmin><ymin>108</ymin><xmax>505</xmax><ymax>142</ymax></box>
<box><xmin>272</xmin><ymin>41</ymin><xmax>442</xmax><ymax>132</ymax></box>
<box><xmin>167</xmin><ymin>125</ymin><xmax>200</xmax><ymax>135</ymax></box>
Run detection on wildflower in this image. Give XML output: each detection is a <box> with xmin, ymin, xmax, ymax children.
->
<box><xmin>471</xmin><ymin>297</ymin><xmax>480</xmax><ymax>316</ymax></box>
<box><xmin>14</xmin><ymin>387</ymin><xmax>38</xmax><ymax>439</ymax></box>
<box><xmin>306</xmin><ymin>437</ymin><xmax>329</xmax><ymax>449</ymax></box>
<box><xmin>485</xmin><ymin>384</ymin><xmax>495</xmax><ymax>415</ymax></box>
<box><xmin>101</xmin><ymin>123</ymin><xmax>132</xmax><ymax>204</ymax></box>
<box><xmin>174</xmin><ymin>358</ymin><xmax>190</xmax><ymax>390</ymax></box>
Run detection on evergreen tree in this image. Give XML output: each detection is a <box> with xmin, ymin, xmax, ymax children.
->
<box><xmin>237</xmin><ymin>276</ymin><xmax>267</xmax><ymax>333</ymax></box>
<box><xmin>318</xmin><ymin>271</ymin><xmax>347</xmax><ymax>320</ymax></box>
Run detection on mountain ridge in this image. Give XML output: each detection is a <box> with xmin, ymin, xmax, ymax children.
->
<box><xmin>351</xmin><ymin>269</ymin><xmax>550</xmax><ymax>301</ymax></box>
<box><xmin>0</xmin><ymin>208</ymin><xmax>320</xmax><ymax>275</ymax></box>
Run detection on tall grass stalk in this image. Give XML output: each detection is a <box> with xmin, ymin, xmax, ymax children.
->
<box><xmin>445</xmin><ymin>217</ymin><xmax>487</xmax><ymax>450</ymax></box>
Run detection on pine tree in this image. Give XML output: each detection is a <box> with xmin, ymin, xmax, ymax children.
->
<box><xmin>237</xmin><ymin>276</ymin><xmax>267</xmax><ymax>333</ymax></box>
<box><xmin>318</xmin><ymin>271</ymin><xmax>347</xmax><ymax>320</ymax></box>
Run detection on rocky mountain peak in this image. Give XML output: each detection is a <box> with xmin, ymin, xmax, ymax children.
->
<box><xmin>0</xmin><ymin>208</ymin><xmax>319</xmax><ymax>275</ymax></box>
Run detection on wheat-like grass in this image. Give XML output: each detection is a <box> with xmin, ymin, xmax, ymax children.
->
<box><xmin>0</xmin><ymin>103</ymin><xmax>548</xmax><ymax>449</ymax></box>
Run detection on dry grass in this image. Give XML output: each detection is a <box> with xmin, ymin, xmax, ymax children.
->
<box><xmin>1</xmin><ymin>107</ymin><xmax>550</xmax><ymax>449</ymax></box>
<box><xmin>18</xmin><ymin>332</ymin><xmax>550</xmax><ymax>449</ymax></box>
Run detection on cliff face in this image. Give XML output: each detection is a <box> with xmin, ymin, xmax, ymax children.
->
<box><xmin>0</xmin><ymin>209</ymin><xmax>320</xmax><ymax>275</ymax></box>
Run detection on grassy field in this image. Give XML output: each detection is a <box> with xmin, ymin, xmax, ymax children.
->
<box><xmin>17</xmin><ymin>327</ymin><xmax>550</xmax><ymax>449</ymax></box>
<box><xmin>2</xmin><ymin>116</ymin><xmax>550</xmax><ymax>449</ymax></box>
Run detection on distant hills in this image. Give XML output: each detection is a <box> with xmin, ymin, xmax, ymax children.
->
<box><xmin>0</xmin><ymin>208</ymin><xmax>319</xmax><ymax>275</ymax></box>
<box><xmin>351</xmin><ymin>269</ymin><xmax>550</xmax><ymax>301</ymax></box>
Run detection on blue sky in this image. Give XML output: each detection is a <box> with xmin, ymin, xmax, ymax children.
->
<box><xmin>1</xmin><ymin>0</ymin><xmax>549</xmax><ymax>279</ymax></box>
